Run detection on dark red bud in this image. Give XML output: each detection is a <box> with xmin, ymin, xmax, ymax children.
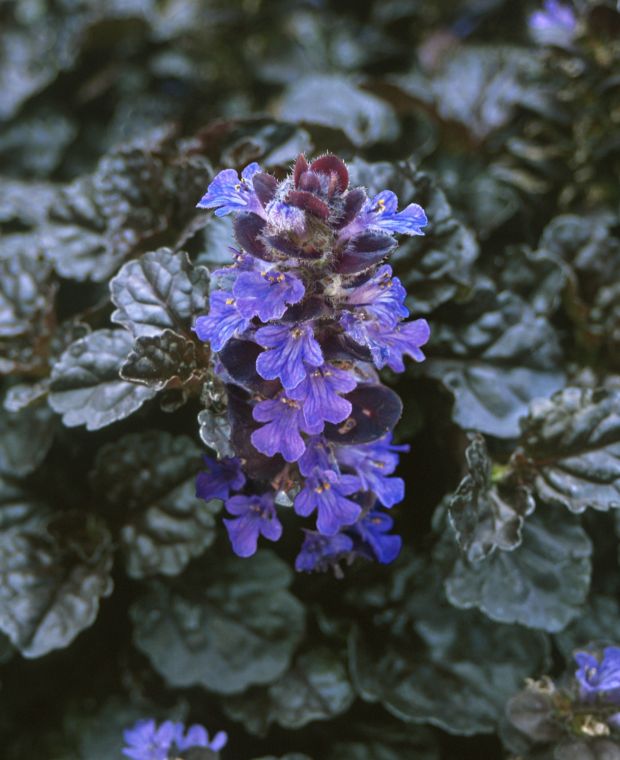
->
<box><xmin>286</xmin><ymin>190</ymin><xmax>330</xmax><ymax>220</ymax></box>
<box><xmin>252</xmin><ymin>172</ymin><xmax>278</xmax><ymax>208</ymax></box>
<box><xmin>233</xmin><ymin>212</ymin><xmax>272</xmax><ymax>259</ymax></box>
<box><xmin>309</xmin><ymin>155</ymin><xmax>349</xmax><ymax>193</ymax></box>
<box><xmin>293</xmin><ymin>154</ymin><xmax>309</xmax><ymax>188</ymax></box>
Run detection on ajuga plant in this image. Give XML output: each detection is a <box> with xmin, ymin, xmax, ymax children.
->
<box><xmin>192</xmin><ymin>154</ymin><xmax>429</xmax><ymax>572</ymax></box>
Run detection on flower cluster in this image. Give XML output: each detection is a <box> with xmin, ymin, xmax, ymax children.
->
<box><xmin>123</xmin><ymin>718</ymin><xmax>227</xmax><ymax>760</ymax></box>
<box><xmin>194</xmin><ymin>154</ymin><xmax>429</xmax><ymax>572</ymax></box>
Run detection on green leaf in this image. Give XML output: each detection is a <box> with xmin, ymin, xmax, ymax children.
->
<box><xmin>49</xmin><ymin>329</ymin><xmax>157</xmax><ymax>430</ymax></box>
<box><xmin>0</xmin><ymin>250</ymin><xmax>54</xmax><ymax>339</ymax></box>
<box><xmin>0</xmin><ymin>399</ymin><xmax>56</xmax><ymax>477</ymax></box>
<box><xmin>448</xmin><ymin>433</ymin><xmax>535</xmax><ymax>561</ymax></box>
<box><xmin>120</xmin><ymin>328</ymin><xmax>207</xmax><ymax>391</ymax></box>
<box><xmin>0</xmin><ymin>497</ymin><xmax>113</xmax><ymax>658</ymax></box>
<box><xmin>519</xmin><ymin>387</ymin><xmax>620</xmax><ymax>513</ymax></box>
<box><xmin>90</xmin><ymin>430</ymin><xmax>220</xmax><ymax>578</ymax></box>
<box><xmin>224</xmin><ymin>647</ymin><xmax>354</xmax><ymax>735</ymax></box>
<box><xmin>445</xmin><ymin>508</ymin><xmax>592</xmax><ymax>632</ymax></box>
<box><xmin>110</xmin><ymin>248</ymin><xmax>209</xmax><ymax>338</ymax></box>
<box><xmin>130</xmin><ymin>551</ymin><xmax>305</xmax><ymax>694</ymax></box>
<box><xmin>0</xmin><ymin>248</ymin><xmax>56</xmax><ymax>376</ymax></box>
<box><xmin>279</xmin><ymin>75</ymin><xmax>398</xmax><ymax>147</ymax></box>
<box><xmin>423</xmin><ymin>284</ymin><xmax>565</xmax><ymax>438</ymax></box>
<box><xmin>349</xmin><ymin>560</ymin><xmax>549</xmax><ymax>735</ymax></box>
<box><xmin>42</xmin><ymin>145</ymin><xmax>211</xmax><ymax>282</ymax></box>
<box><xmin>397</xmin><ymin>45</ymin><xmax>546</xmax><ymax>140</ymax></box>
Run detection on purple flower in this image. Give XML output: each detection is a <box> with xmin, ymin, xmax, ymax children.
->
<box><xmin>122</xmin><ymin>719</ymin><xmax>176</xmax><ymax>760</ymax></box>
<box><xmin>233</xmin><ymin>269</ymin><xmax>305</xmax><ymax>322</ymax></box>
<box><xmin>354</xmin><ymin>509</ymin><xmax>402</xmax><ymax>564</ymax></box>
<box><xmin>251</xmin><ymin>394</ymin><xmax>322</xmax><ymax>462</ymax></box>
<box><xmin>223</xmin><ymin>493</ymin><xmax>282</xmax><ymax>557</ymax></box>
<box><xmin>174</xmin><ymin>723</ymin><xmax>228</xmax><ymax>753</ymax></box>
<box><xmin>194</xmin><ymin>290</ymin><xmax>251</xmax><ymax>352</ymax></box>
<box><xmin>255</xmin><ymin>323</ymin><xmax>324</xmax><ymax>390</ymax></box>
<box><xmin>340</xmin><ymin>190</ymin><xmax>427</xmax><ymax>241</ymax></box>
<box><xmin>298</xmin><ymin>435</ymin><xmax>337</xmax><ymax>477</ymax></box>
<box><xmin>295</xmin><ymin>468</ymin><xmax>362</xmax><ymax>535</ymax></box>
<box><xmin>295</xmin><ymin>530</ymin><xmax>354</xmax><ymax>573</ymax></box>
<box><xmin>344</xmin><ymin>265</ymin><xmax>409</xmax><ymax>326</ymax></box>
<box><xmin>529</xmin><ymin>1</ymin><xmax>577</xmax><ymax>46</ymax></box>
<box><xmin>364</xmin><ymin>190</ymin><xmax>428</xmax><ymax>236</ymax></box>
<box><xmin>288</xmin><ymin>363</ymin><xmax>356</xmax><ymax>429</ymax></box>
<box><xmin>575</xmin><ymin>648</ymin><xmax>620</xmax><ymax>702</ymax></box>
<box><xmin>197</xmin><ymin>162</ymin><xmax>263</xmax><ymax>217</ymax></box>
<box><xmin>342</xmin><ymin>313</ymin><xmax>430</xmax><ymax>372</ymax></box>
<box><xmin>196</xmin><ymin>456</ymin><xmax>246</xmax><ymax>503</ymax></box>
<box><xmin>336</xmin><ymin>434</ymin><xmax>407</xmax><ymax>508</ymax></box>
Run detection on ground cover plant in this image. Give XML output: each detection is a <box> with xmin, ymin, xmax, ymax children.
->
<box><xmin>1</xmin><ymin>0</ymin><xmax>620</xmax><ymax>758</ymax></box>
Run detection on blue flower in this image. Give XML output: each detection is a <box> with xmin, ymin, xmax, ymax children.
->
<box><xmin>197</xmin><ymin>162</ymin><xmax>263</xmax><ymax>217</ymax></box>
<box><xmin>174</xmin><ymin>723</ymin><xmax>228</xmax><ymax>753</ymax></box>
<box><xmin>295</xmin><ymin>530</ymin><xmax>354</xmax><ymax>573</ymax></box>
<box><xmin>341</xmin><ymin>313</ymin><xmax>430</xmax><ymax>372</ymax></box>
<box><xmin>123</xmin><ymin>719</ymin><xmax>174</xmax><ymax>760</ymax></box>
<box><xmin>336</xmin><ymin>434</ymin><xmax>407</xmax><ymax>507</ymax></box>
<box><xmin>255</xmin><ymin>323</ymin><xmax>324</xmax><ymax>390</ymax></box>
<box><xmin>251</xmin><ymin>394</ymin><xmax>322</xmax><ymax>462</ymax></box>
<box><xmin>354</xmin><ymin>509</ymin><xmax>402</xmax><ymax>564</ymax></box>
<box><xmin>295</xmin><ymin>468</ymin><xmax>361</xmax><ymax>535</ymax></box>
<box><xmin>233</xmin><ymin>269</ymin><xmax>305</xmax><ymax>322</ymax></box>
<box><xmin>123</xmin><ymin>719</ymin><xmax>227</xmax><ymax>760</ymax></box>
<box><xmin>224</xmin><ymin>493</ymin><xmax>283</xmax><ymax>557</ymax></box>
<box><xmin>287</xmin><ymin>363</ymin><xmax>356</xmax><ymax>429</ymax></box>
<box><xmin>298</xmin><ymin>435</ymin><xmax>337</xmax><ymax>477</ymax></box>
<box><xmin>364</xmin><ymin>190</ymin><xmax>428</xmax><ymax>236</ymax></box>
<box><xmin>344</xmin><ymin>264</ymin><xmax>408</xmax><ymax>326</ymax></box>
<box><xmin>196</xmin><ymin>456</ymin><xmax>246</xmax><ymax>502</ymax></box>
<box><xmin>575</xmin><ymin>648</ymin><xmax>620</xmax><ymax>703</ymax></box>
<box><xmin>529</xmin><ymin>0</ymin><xmax>577</xmax><ymax>46</ymax></box>
<box><xmin>194</xmin><ymin>290</ymin><xmax>252</xmax><ymax>352</ymax></box>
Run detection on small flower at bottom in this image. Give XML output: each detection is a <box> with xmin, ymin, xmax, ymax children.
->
<box><xmin>354</xmin><ymin>509</ymin><xmax>402</xmax><ymax>564</ymax></box>
<box><xmin>196</xmin><ymin>456</ymin><xmax>246</xmax><ymax>502</ymax></box>
<box><xmin>223</xmin><ymin>493</ymin><xmax>283</xmax><ymax>557</ymax></box>
<box><xmin>294</xmin><ymin>468</ymin><xmax>361</xmax><ymax>535</ymax></box>
<box><xmin>575</xmin><ymin>647</ymin><xmax>620</xmax><ymax>703</ymax></box>
<box><xmin>174</xmin><ymin>722</ymin><xmax>228</xmax><ymax>753</ymax></box>
<box><xmin>123</xmin><ymin>719</ymin><xmax>174</xmax><ymax>760</ymax></box>
<box><xmin>529</xmin><ymin>0</ymin><xmax>577</xmax><ymax>46</ymax></box>
<box><xmin>123</xmin><ymin>718</ymin><xmax>227</xmax><ymax>760</ymax></box>
<box><xmin>295</xmin><ymin>530</ymin><xmax>354</xmax><ymax>574</ymax></box>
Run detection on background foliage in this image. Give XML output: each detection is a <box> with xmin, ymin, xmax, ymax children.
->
<box><xmin>1</xmin><ymin>0</ymin><xmax>619</xmax><ymax>757</ymax></box>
